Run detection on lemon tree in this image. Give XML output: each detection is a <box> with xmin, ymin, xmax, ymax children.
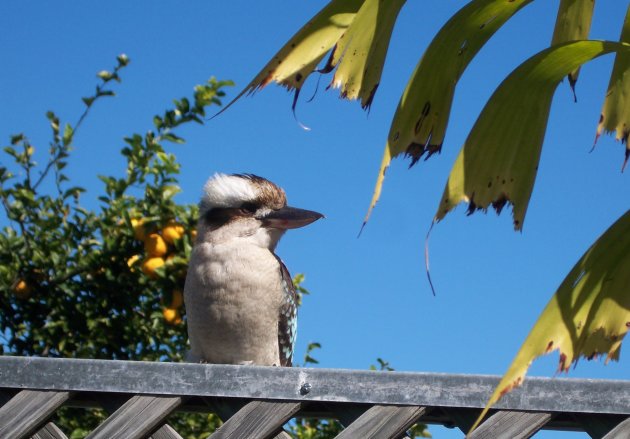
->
<box><xmin>0</xmin><ymin>55</ymin><xmax>232</xmax><ymax>436</ymax></box>
<box><xmin>0</xmin><ymin>55</ymin><xmax>226</xmax><ymax>361</ymax></box>
<box><xmin>0</xmin><ymin>56</ymin><xmax>428</xmax><ymax>439</ymax></box>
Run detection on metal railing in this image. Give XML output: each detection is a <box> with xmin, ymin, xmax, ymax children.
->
<box><xmin>0</xmin><ymin>356</ymin><xmax>628</xmax><ymax>438</ymax></box>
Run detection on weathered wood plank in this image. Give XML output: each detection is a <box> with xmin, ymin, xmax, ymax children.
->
<box><xmin>93</xmin><ymin>393</ymin><xmax>184</xmax><ymax>439</ymax></box>
<box><xmin>0</xmin><ymin>390</ymin><xmax>72</xmax><ymax>439</ymax></box>
<box><xmin>331</xmin><ymin>404</ymin><xmax>411</xmax><ymax>439</ymax></box>
<box><xmin>150</xmin><ymin>424</ymin><xmax>184</xmax><ymax>439</ymax></box>
<box><xmin>86</xmin><ymin>395</ymin><xmax>184</xmax><ymax>439</ymax></box>
<box><xmin>206</xmin><ymin>398</ymin><xmax>293</xmax><ymax>439</ymax></box>
<box><xmin>334</xmin><ymin>405</ymin><xmax>426</xmax><ymax>439</ymax></box>
<box><xmin>602</xmin><ymin>417</ymin><xmax>630</xmax><ymax>439</ymax></box>
<box><xmin>32</xmin><ymin>422</ymin><xmax>69</xmax><ymax>439</ymax></box>
<box><xmin>329</xmin><ymin>403</ymin><xmax>370</xmax><ymax>427</ymax></box>
<box><xmin>208</xmin><ymin>400</ymin><xmax>302</xmax><ymax>439</ymax></box>
<box><xmin>204</xmin><ymin>397</ymin><xmax>248</xmax><ymax>421</ymax></box>
<box><xmin>467</xmin><ymin>410</ymin><xmax>552</xmax><ymax>439</ymax></box>
<box><xmin>1</xmin><ymin>356</ymin><xmax>629</xmax><ymax>415</ymax></box>
<box><xmin>271</xmin><ymin>430</ymin><xmax>296</xmax><ymax>439</ymax></box>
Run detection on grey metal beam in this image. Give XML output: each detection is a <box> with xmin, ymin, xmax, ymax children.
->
<box><xmin>467</xmin><ymin>411</ymin><xmax>552</xmax><ymax>439</ymax></box>
<box><xmin>334</xmin><ymin>405</ymin><xmax>426</xmax><ymax>439</ymax></box>
<box><xmin>85</xmin><ymin>395</ymin><xmax>184</xmax><ymax>439</ymax></box>
<box><xmin>0</xmin><ymin>390</ymin><xmax>72</xmax><ymax>439</ymax></box>
<box><xmin>208</xmin><ymin>400</ymin><xmax>302</xmax><ymax>439</ymax></box>
<box><xmin>0</xmin><ymin>356</ymin><xmax>628</xmax><ymax>416</ymax></box>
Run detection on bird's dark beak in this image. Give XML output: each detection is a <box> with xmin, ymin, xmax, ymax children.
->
<box><xmin>261</xmin><ymin>206</ymin><xmax>324</xmax><ymax>230</ymax></box>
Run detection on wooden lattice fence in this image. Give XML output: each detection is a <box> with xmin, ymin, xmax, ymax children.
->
<box><xmin>0</xmin><ymin>356</ymin><xmax>628</xmax><ymax>438</ymax></box>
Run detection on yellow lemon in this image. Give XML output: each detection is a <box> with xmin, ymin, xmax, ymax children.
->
<box><xmin>13</xmin><ymin>279</ymin><xmax>32</xmax><ymax>300</ymax></box>
<box><xmin>162</xmin><ymin>221</ymin><xmax>185</xmax><ymax>244</ymax></box>
<box><xmin>142</xmin><ymin>257</ymin><xmax>165</xmax><ymax>279</ymax></box>
<box><xmin>144</xmin><ymin>233</ymin><xmax>168</xmax><ymax>257</ymax></box>
<box><xmin>131</xmin><ymin>218</ymin><xmax>147</xmax><ymax>241</ymax></box>
<box><xmin>127</xmin><ymin>254</ymin><xmax>141</xmax><ymax>271</ymax></box>
<box><xmin>163</xmin><ymin>307</ymin><xmax>182</xmax><ymax>325</ymax></box>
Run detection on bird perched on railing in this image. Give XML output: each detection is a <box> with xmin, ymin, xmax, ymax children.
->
<box><xmin>184</xmin><ymin>173</ymin><xmax>323</xmax><ymax>367</ymax></box>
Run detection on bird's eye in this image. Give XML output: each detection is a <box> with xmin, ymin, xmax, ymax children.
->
<box><xmin>240</xmin><ymin>202</ymin><xmax>258</xmax><ymax>215</ymax></box>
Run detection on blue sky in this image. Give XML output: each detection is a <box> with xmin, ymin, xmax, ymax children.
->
<box><xmin>2</xmin><ymin>1</ymin><xmax>629</xmax><ymax>437</ymax></box>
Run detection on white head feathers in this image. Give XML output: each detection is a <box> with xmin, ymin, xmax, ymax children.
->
<box><xmin>199</xmin><ymin>173</ymin><xmax>288</xmax><ymax>216</ymax></box>
<box><xmin>200</xmin><ymin>173</ymin><xmax>258</xmax><ymax>213</ymax></box>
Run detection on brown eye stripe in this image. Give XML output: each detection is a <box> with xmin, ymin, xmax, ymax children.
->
<box><xmin>204</xmin><ymin>204</ymin><xmax>260</xmax><ymax>228</ymax></box>
<box><xmin>239</xmin><ymin>202</ymin><xmax>258</xmax><ymax>214</ymax></box>
<box><xmin>204</xmin><ymin>207</ymin><xmax>239</xmax><ymax>227</ymax></box>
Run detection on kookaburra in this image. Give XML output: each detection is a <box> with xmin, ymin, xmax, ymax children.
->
<box><xmin>184</xmin><ymin>173</ymin><xmax>323</xmax><ymax>367</ymax></box>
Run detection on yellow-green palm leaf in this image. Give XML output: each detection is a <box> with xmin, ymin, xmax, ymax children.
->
<box><xmin>435</xmin><ymin>41</ymin><xmax>629</xmax><ymax>230</ymax></box>
<box><xmin>217</xmin><ymin>0</ymin><xmax>364</xmax><ymax>115</ymax></box>
<box><xmin>551</xmin><ymin>0</ymin><xmax>596</xmax><ymax>92</ymax></box>
<box><xmin>471</xmin><ymin>208</ymin><xmax>630</xmax><ymax>432</ymax></box>
<box><xmin>596</xmin><ymin>6</ymin><xmax>630</xmax><ymax>169</ymax></box>
<box><xmin>325</xmin><ymin>0</ymin><xmax>406</xmax><ymax>109</ymax></box>
<box><xmin>364</xmin><ymin>0</ymin><xmax>533</xmax><ymax>225</ymax></box>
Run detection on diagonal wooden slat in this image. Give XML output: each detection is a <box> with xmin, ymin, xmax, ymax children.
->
<box><xmin>330</xmin><ymin>403</ymin><xmax>372</xmax><ymax>427</ymax></box>
<box><xmin>331</xmin><ymin>404</ymin><xmax>413</xmax><ymax>439</ymax></box>
<box><xmin>602</xmin><ymin>416</ymin><xmax>630</xmax><ymax>439</ymax></box>
<box><xmin>93</xmin><ymin>393</ymin><xmax>184</xmax><ymax>439</ymax></box>
<box><xmin>150</xmin><ymin>423</ymin><xmax>184</xmax><ymax>439</ymax></box>
<box><xmin>270</xmin><ymin>430</ymin><xmax>294</xmax><ymax>439</ymax></box>
<box><xmin>334</xmin><ymin>405</ymin><xmax>426</xmax><ymax>439</ymax></box>
<box><xmin>206</xmin><ymin>398</ymin><xmax>293</xmax><ymax>439</ymax></box>
<box><xmin>468</xmin><ymin>410</ymin><xmax>552</xmax><ymax>439</ymax></box>
<box><xmin>86</xmin><ymin>395</ymin><xmax>184</xmax><ymax>439</ymax></box>
<box><xmin>203</xmin><ymin>397</ymin><xmax>248</xmax><ymax>422</ymax></box>
<box><xmin>0</xmin><ymin>390</ymin><xmax>72</xmax><ymax>439</ymax></box>
<box><xmin>32</xmin><ymin>422</ymin><xmax>69</xmax><ymax>439</ymax></box>
<box><xmin>208</xmin><ymin>400</ymin><xmax>302</xmax><ymax>439</ymax></box>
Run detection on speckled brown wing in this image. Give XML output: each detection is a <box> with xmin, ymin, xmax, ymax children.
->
<box><xmin>274</xmin><ymin>254</ymin><xmax>297</xmax><ymax>367</ymax></box>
